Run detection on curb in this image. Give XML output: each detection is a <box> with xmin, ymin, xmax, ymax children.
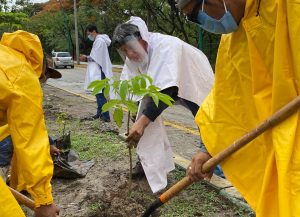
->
<box><xmin>74</xmin><ymin>64</ymin><xmax>123</xmax><ymax>73</ymax></box>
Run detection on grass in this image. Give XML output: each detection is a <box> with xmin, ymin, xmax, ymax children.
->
<box><xmin>88</xmin><ymin>202</ymin><xmax>103</xmax><ymax>215</ymax></box>
<box><xmin>45</xmin><ymin>111</ymin><xmax>254</xmax><ymax>217</ymax></box>
<box><xmin>46</xmin><ymin>117</ymin><xmax>127</xmax><ymax>161</ymax></box>
<box><xmin>71</xmin><ymin>132</ymin><xmax>127</xmax><ymax>160</ymax></box>
<box><xmin>159</xmin><ymin>167</ymin><xmax>254</xmax><ymax>217</ymax></box>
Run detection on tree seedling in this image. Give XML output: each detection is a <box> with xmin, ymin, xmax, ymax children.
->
<box><xmin>56</xmin><ymin>112</ymin><xmax>68</xmax><ymax>136</ymax></box>
<box><xmin>88</xmin><ymin>74</ymin><xmax>174</xmax><ymax>194</ymax></box>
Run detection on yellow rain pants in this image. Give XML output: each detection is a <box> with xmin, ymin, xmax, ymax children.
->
<box><xmin>196</xmin><ymin>0</ymin><xmax>300</xmax><ymax>216</ymax></box>
<box><xmin>0</xmin><ymin>31</ymin><xmax>53</xmax><ymax>216</ymax></box>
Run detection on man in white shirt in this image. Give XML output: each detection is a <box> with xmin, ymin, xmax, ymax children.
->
<box><xmin>80</xmin><ymin>25</ymin><xmax>113</xmax><ymax>122</ymax></box>
<box><xmin>112</xmin><ymin>17</ymin><xmax>215</xmax><ymax>192</ymax></box>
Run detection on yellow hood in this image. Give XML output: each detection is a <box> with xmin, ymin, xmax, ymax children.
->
<box><xmin>0</xmin><ymin>30</ymin><xmax>43</xmax><ymax>77</ymax></box>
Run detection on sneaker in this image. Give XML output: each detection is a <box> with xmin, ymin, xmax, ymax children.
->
<box><xmin>131</xmin><ymin>161</ymin><xmax>145</xmax><ymax>179</ymax></box>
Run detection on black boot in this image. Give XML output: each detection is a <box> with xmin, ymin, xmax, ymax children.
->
<box><xmin>131</xmin><ymin>161</ymin><xmax>145</xmax><ymax>179</ymax></box>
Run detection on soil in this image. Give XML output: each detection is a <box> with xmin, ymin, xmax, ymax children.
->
<box><xmin>23</xmin><ymin>85</ymin><xmax>253</xmax><ymax>217</ymax></box>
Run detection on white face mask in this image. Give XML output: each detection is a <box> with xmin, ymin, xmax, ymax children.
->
<box><xmin>88</xmin><ymin>34</ymin><xmax>95</xmax><ymax>41</ymax></box>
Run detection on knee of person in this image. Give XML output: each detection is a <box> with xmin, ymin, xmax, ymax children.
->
<box><xmin>0</xmin><ymin>136</ymin><xmax>13</xmax><ymax>166</ymax></box>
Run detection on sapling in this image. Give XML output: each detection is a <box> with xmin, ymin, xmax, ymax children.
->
<box><xmin>88</xmin><ymin>74</ymin><xmax>174</xmax><ymax>193</ymax></box>
<box><xmin>56</xmin><ymin>112</ymin><xmax>68</xmax><ymax>136</ymax></box>
<box><xmin>56</xmin><ymin>112</ymin><xmax>71</xmax><ymax>150</ymax></box>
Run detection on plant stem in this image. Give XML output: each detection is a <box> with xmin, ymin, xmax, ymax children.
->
<box><xmin>63</xmin><ymin>122</ymin><xmax>66</xmax><ymax>136</ymax></box>
<box><xmin>127</xmin><ymin>111</ymin><xmax>130</xmax><ymax>135</ymax></box>
<box><xmin>127</xmin><ymin>111</ymin><xmax>133</xmax><ymax>195</ymax></box>
<box><xmin>128</xmin><ymin>146</ymin><xmax>133</xmax><ymax>196</ymax></box>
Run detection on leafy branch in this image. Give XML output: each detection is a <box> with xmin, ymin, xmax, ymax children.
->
<box><xmin>88</xmin><ymin>74</ymin><xmax>174</xmax><ymax>130</ymax></box>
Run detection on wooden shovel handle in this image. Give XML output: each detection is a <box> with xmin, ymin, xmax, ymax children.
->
<box><xmin>159</xmin><ymin>176</ymin><xmax>192</xmax><ymax>203</ymax></box>
<box><xmin>160</xmin><ymin>95</ymin><xmax>300</xmax><ymax>203</ymax></box>
<box><xmin>9</xmin><ymin>186</ymin><xmax>35</xmax><ymax>210</ymax></box>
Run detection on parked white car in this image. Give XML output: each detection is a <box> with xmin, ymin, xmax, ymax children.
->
<box><xmin>52</xmin><ymin>52</ymin><xmax>74</xmax><ymax>69</ymax></box>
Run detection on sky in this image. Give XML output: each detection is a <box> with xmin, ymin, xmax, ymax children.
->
<box><xmin>6</xmin><ymin>0</ymin><xmax>49</xmax><ymax>8</ymax></box>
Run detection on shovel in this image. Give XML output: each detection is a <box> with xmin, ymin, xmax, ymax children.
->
<box><xmin>142</xmin><ymin>95</ymin><xmax>300</xmax><ymax>217</ymax></box>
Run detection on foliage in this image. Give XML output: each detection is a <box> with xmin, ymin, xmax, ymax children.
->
<box><xmin>88</xmin><ymin>74</ymin><xmax>174</xmax><ymax>128</ymax></box>
<box><xmin>0</xmin><ymin>12</ymin><xmax>29</xmax><ymax>35</ymax></box>
<box><xmin>25</xmin><ymin>10</ymin><xmax>71</xmax><ymax>53</ymax></box>
<box><xmin>1</xmin><ymin>0</ymin><xmax>220</xmax><ymax>67</ymax></box>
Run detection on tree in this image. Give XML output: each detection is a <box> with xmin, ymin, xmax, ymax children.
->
<box><xmin>1</xmin><ymin>0</ymin><xmax>220</xmax><ymax>67</ymax></box>
<box><xmin>0</xmin><ymin>12</ymin><xmax>29</xmax><ymax>35</ymax></box>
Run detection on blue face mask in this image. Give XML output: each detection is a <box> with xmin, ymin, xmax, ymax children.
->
<box><xmin>88</xmin><ymin>34</ymin><xmax>95</xmax><ymax>41</ymax></box>
<box><xmin>197</xmin><ymin>0</ymin><xmax>238</xmax><ymax>34</ymax></box>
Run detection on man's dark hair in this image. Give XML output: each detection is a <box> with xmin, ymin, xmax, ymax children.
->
<box><xmin>112</xmin><ymin>23</ymin><xmax>142</xmax><ymax>48</ymax></box>
<box><xmin>86</xmin><ymin>25</ymin><xmax>98</xmax><ymax>33</ymax></box>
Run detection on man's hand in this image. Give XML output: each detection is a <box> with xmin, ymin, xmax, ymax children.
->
<box><xmin>187</xmin><ymin>151</ymin><xmax>213</xmax><ymax>182</ymax></box>
<box><xmin>35</xmin><ymin>203</ymin><xmax>60</xmax><ymax>217</ymax></box>
<box><xmin>125</xmin><ymin>115</ymin><xmax>151</xmax><ymax>147</ymax></box>
<box><xmin>50</xmin><ymin>145</ymin><xmax>60</xmax><ymax>156</ymax></box>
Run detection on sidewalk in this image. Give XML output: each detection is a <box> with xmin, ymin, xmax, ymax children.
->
<box><xmin>74</xmin><ymin>62</ymin><xmax>123</xmax><ymax>72</ymax></box>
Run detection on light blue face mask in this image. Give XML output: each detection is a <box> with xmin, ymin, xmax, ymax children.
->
<box><xmin>88</xmin><ymin>34</ymin><xmax>95</xmax><ymax>41</ymax></box>
<box><xmin>197</xmin><ymin>0</ymin><xmax>238</xmax><ymax>34</ymax></box>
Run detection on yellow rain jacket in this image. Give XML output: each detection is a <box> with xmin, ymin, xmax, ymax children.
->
<box><xmin>0</xmin><ymin>31</ymin><xmax>54</xmax><ymax>216</ymax></box>
<box><xmin>196</xmin><ymin>0</ymin><xmax>300</xmax><ymax>216</ymax></box>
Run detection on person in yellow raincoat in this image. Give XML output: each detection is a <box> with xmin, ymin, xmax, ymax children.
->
<box><xmin>177</xmin><ymin>0</ymin><xmax>300</xmax><ymax>216</ymax></box>
<box><xmin>0</xmin><ymin>30</ymin><xmax>61</xmax><ymax>217</ymax></box>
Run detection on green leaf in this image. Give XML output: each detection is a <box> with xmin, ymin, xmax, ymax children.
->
<box><xmin>88</xmin><ymin>80</ymin><xmax>101</xmax><ymax>89</ymax></box>
<box><xmin>88</xmin><ymin>79</ymin><xmax>108</xmax><ymax>90</ymax></box>
<box><xmin>134</xmin><ymin>89</ymin><xmax>148</xmax><ymax>96</ymax></box>
<box><xmin>89</xmin><ymin>79</ymin><xmax>108</xmax><ymax>95</ymax></box>
<box><xmin>104</xmin><ymin>84</ymin><xmax>110</xmax><ymax>98</ymax></box>
<box><xmin>112</xmin><ymin>80</ymin><xmax>120</xmax><ymax>92</ymax></box>
<box><xmin>113</xmin><ymin>108</ymin><xmax>123</xmax><ymax>128</ymax></box>
<box><xmin>139</xmin><ymin>76</ymin><xmax>147</xmax><ymax>88</ymax></box>
<box><xmin>148</xmin><ymin>85</ymin><xmax>160</xmax><ymax>91</ymax></box>
<box><xmin>142</xmin><ymin>74</ymin><xmax>153</xmax><ymax>84</ymax></box>
<box><xmin>102</xmin><ymin>100</ymin><xmax>120</xmax><ymax>112</ymax></box>
<box><xmin>92</xmin><ymin>85</ymin><xmax>104</xmax><ymax>95</ymax></box>
<box><xmin>157</xmin><ymin>93</ymin><xmax>174</xmax><ymax>106</ymax></box>
<box><xmin>124</xmin><ymin>101</ymin><xmax>138</xmax><ymax>113</ymax></box>
<box><xmin>149</xmin><ymin>93</ymin><xmax>159</xmax><ymax>107</ymax></box>
<box><xmin>131</xmin><ymin>77</ymin><xmax>140</xmax><ymax>93</ymax></box>
<box><xmin>119</xmin><ymin>80</ymin><xmax>129</xmax><ymax>100</ymax></box>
